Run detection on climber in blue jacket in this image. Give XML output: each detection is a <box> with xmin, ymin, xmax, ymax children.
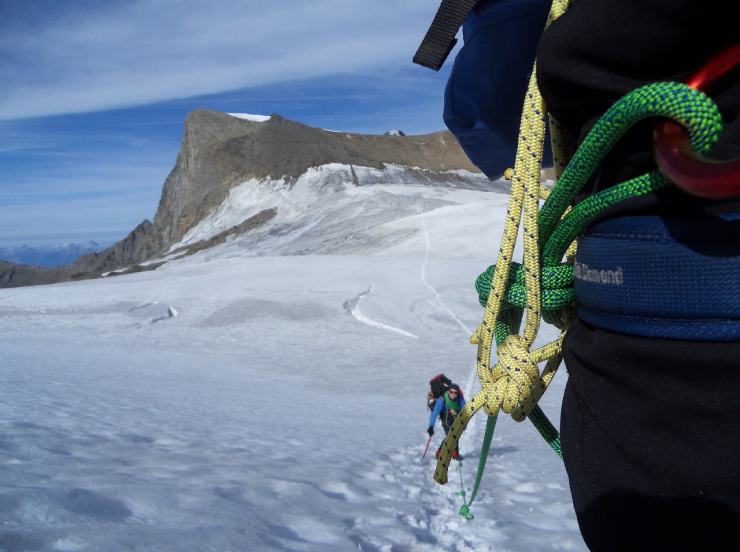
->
<box><xmin>427</xmin><ymin>383</ymin><xmax>466</xmax><ymax>460</ymax></box>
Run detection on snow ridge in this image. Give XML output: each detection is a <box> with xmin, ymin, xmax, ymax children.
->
<box><xmin>227</xmin><ymin>113</ymin><xmax>271</xmax><ymax>122</ymax></box>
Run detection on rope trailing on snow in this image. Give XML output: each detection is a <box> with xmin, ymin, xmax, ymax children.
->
<box><xmin>435</xmin><ymin>56</ymin><xmax>723</xmax><ymax>524</ymax></box>
<box><xmin>456</xmin><ymin>410</ymin><xmax>497</xmax><ymax>520</ymax></box>
<box><xmin>455</xmin><ymin>461</ymin><xmax>474</xmax><ymax>520</ymax></box>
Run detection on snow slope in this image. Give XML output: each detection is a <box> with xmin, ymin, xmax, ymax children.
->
<box><xmin>0</xmin><ymin>178</ymin><xmax>585</xmax><ymax>550</ymax></box>
<box><xmin>170</xmin><ymin>164</ymin><xmax>495</xmax><ymax>258</ymax></box>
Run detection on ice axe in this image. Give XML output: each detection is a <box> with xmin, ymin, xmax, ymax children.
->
<box><xmin>422</xmin><ymin>434</ymin><xmax>433</xmax><ymax>459</ymax></box>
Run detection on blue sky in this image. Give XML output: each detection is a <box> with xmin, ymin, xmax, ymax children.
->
<box><xmin>0</xmin><ymin>0</ymin><xmax>456</xmax><ymax>248</ymax></box>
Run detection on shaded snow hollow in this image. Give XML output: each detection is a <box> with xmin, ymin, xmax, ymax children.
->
<box><xmin>0</xmin><ymin>172</ymin><xmax>585</xmax><ymax>550</ymax></box>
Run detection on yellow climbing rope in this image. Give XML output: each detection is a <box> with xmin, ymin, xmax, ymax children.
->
<box><xmin>434</xmin><ymin>0</ymin><xmax>573</xmax><ymax>485</ymax></box>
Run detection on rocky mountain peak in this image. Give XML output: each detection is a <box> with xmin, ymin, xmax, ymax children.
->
<box><xmin>1</xmin><ymin>110</ymin><xmax>487</xmax><ymax>288</ymax></box>
<box><xmin>148</xmin><ymin>110</ymin><xmax>480</xmax><ymax>253</ymax></box>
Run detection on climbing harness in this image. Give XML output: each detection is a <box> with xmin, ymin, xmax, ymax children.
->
<box><xmin>416</xmin><ymin>0</ymin><xmax>738</xmax><ymax>520</ymax></box>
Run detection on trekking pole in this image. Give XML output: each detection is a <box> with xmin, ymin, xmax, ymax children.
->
<box><xmin>422</xmin><ymin>434</ymin><xmax>433</xmax><ymax>459</ymax></box>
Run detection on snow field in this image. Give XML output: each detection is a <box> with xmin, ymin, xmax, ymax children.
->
<box><xmin>0</xmin><ymin>176</ymin><xmax>585</xmax><ymax>550</ymax></box>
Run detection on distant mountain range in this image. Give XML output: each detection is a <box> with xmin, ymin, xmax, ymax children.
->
<box><xmin>0</xmin><ymin>241</ymin><xmax>103</xmax><ymax>267</ymax></box>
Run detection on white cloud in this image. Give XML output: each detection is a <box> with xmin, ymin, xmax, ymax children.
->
<box><xmin>0</xmin><ymin>0</ymin><xmax>437</xmax><ymax>120</ymax></box>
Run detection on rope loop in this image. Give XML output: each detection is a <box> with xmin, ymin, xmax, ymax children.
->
<box><xmin>475</xmin><ymin>262</ymin><xmax>575</xmax><ymax>312</ymax></box>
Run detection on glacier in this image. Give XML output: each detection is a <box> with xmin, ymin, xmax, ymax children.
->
<box><xmin>0</xmin><ymin>170</ymin><xmax>585</xmax><ymax>551</ymax></box>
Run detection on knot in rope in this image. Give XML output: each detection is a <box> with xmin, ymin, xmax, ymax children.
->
<box><xmin>458</xmin><ymin>504</ymin><xmax>474</xmax><ymax>520</ymax></box>
<box><xmin>489</xmin><ymin>335</ymin><xmax>540</xmax><ymax>421</ymax></box>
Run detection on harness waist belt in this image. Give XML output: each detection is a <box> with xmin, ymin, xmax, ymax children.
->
<box><xmin>574</xmin><ymin>212</ymin><xmax>740</xmax><ymax>341</ymax></box>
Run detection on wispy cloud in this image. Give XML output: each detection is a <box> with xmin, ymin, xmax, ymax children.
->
<box><xmin>0</xmin><ymin>1</ymin><xmax>457</xmax><ymax>248</ymax></box>
<box><xmin>0</xmin><ymin>0</ymin><xmax>436</xmax><ymax>120</ymax></box>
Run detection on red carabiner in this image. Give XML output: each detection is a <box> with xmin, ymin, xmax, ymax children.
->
<box><xmin>653</xmin><ymin>44</ymin><xmax>740</xmax><ymax>199</ymax></box>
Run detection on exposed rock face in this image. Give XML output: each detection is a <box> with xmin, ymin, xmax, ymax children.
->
<box><xmin>167</xmin><ymin>207</ymin><xmax>277</xmax><ymax>259</ymax></box>
<box><xmin>0</xmin><ymin>261</ymin><xmax>72</xmax><ymax>288</ymax></box>
<box><xmin>0</xmin><ymin>111</ymin><xmax>482</xmax><ymax>288</ymax></box>
<box><xmin>72</xmin><ymin>220</ymin><xmax>155</xmax><ymax>275</ymax></box>
<box><xmin>149</xmin><ymin>111</ymin><xmax>478</xmax><ymax>249</ymax></box>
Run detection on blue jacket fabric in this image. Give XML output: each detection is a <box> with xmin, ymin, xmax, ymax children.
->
<box><xmin>429</xmin><ymin>393</ymin><xmax>466</xmax><ymax>428</ymax></box>
<box><xmin>574</xmin><ymin>212</ymin><xmax>740</xmax><ymax>341</ymax></box>
<box><xmin>443</xmin><ymin>0</ymin><xmax>551</xmax><ymax>178</ymax></box>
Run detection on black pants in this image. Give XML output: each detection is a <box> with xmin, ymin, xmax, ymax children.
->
<box><xmin>562</xmin><ymin>318</ymin><xmax>740</xmax><ymax>551</ymax></box>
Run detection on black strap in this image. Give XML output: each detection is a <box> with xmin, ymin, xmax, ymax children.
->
<box><xmin>413</xmin><ymin>0</ymin><xmax>479</xmax><ymax>71</ymax></box>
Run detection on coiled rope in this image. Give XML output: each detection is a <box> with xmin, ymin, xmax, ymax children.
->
<box><xmin>434</xmin><ymin>6</ymin><xmax>724</xmax><ymax>520</ymax></box>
